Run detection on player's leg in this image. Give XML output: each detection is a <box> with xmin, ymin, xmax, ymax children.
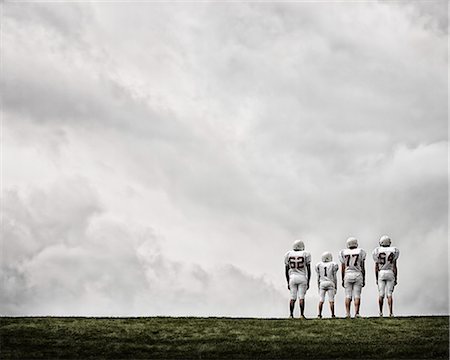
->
<box><xmin>378</xmin><ymin>280</ymin><xmax>386</xmax><ymax>316</ymax></box>
<box><xmin>386</xmin><ymin>279</ymin><xmax>395</xmax><ymax>316</ymax></box>
<box><xmin>328</xmin><ymin>288</ymin><xmax>336</xmax><ymax>317</ymax></box>
<box><xmin>354</xmin><ymin>283</ymin><xmax>362</xmax><ymax>317</ymax></box>
<box><xmin>289</xmin><ymin>281</ymin><xmax>298</xmax><ymax>318</ymax></box>
<box><xmin>298</xmin><ymin>284</ymin><xmax>307</xmax><ymax>319</ymax></box>
<box><xmin>353</xmin><ymin>274</ymin><xmax>364</xmax><ymax>317</ymax></box>
<box><xmin>378</xmin><ymin>296</ymin><xmax>384</xmax><ymax>316</ymax></box>
<box><xmin>387</xmin><ymin>296</ymin><xmax>393</xmax><ymax>316</ymax></box>
<box><xmin>318</xmin><ymin>287</ymin><xmax>326</xmax><ymax>318</ymax></box>
<box><xmin>330</xmin><ymin>301</ymin><xmax>335</xmax><ymax>318</ymax></box>
<box><xmin>344</xmin><ymin>281</ymin><xmax>353</xmax><ymax>318</ymax></box>
<box><xmin>289</xmin><ymin>300</ymin><xmax>295</xmax><ymax>318</ymax></box>
<box><xmin>318</xmin><ymin>301</ymin><xmax>323</xmax><ymax>318</ymax></box>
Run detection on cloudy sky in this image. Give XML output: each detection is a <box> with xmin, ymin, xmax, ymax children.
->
<box><xmin>2</xmin><ymin>1</ymin><xmax>448</xmax><ymax>318</ymax></box>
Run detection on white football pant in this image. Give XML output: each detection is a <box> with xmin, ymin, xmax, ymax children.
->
<box><xmin>378</xmin><ymin>270</ymin><xmax>395</xmax><ymax>298</ymax></box>
<box><xmin>344</xmin><ymin>272</ymin><xmax>363</xmax><ymax>299</ymax></box>
<box><xmin>319</xmin><ymin>280</ymin><xmax>336</xmax><ymax>302</ymax></box>
<box><xmin>289</xmin><ymin>275</ymin><xmax>308</xmax><ymax>300</ymax></box>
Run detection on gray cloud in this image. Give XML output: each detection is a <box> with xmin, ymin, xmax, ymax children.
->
<box><xmin>2</xmin><ymin>180</ymin><xmax>285</xmax><ymax>316</ymax></box>
<box><xmin>2</xmin><ymin>2</ymin><xmax>447</xmax><ymax>317</ymax></box>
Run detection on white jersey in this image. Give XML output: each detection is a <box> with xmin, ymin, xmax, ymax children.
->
<box><xmin>339</xmin><ymin>248</ymin><xmax>366</xmax><ymax>274</ymax></box>
<box><xmin>315</xmin><ymin>261</ymin><xmax>339</xmax><ymax>284</ymax></box>
<box><xmin>372</xmin><ymin>246</ymin><xmax>399</xmax><ymax>272</ymax></box>
<box><xmin>284</xmin><ymin>250</ymin><xmax>311</xmax><ymax>278</ymax></box>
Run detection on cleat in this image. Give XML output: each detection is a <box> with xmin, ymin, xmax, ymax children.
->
<box><xmin>317</xmin><ymin>315</ymin><xmax>322</xmax><ymax>319</ymax></box>
<box><xmin>300</xmin><ymin>315</ymin><xmax>307</xmax><ymax>320</ymax></box>
<box><xmin>379</xmin><ymin>312</ymin><xmax>383</xmax><ymax>317</ymax></box>
<box><xmin>354</xmin><ymin>314</ymin><xmax>361</xmax><ymax>318</ymax></box>
<box><xmin>331</xmin><ymin>315</ymin><xmax>336</xmax><ymax>318</ymax></box>
<box><xmin>389</xmin><ymin>314</ymin><xmax>394</xmax><ymax>317</ymax></box>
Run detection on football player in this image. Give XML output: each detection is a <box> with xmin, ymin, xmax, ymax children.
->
<box><xmin>284</xmin><ymin>240</ymin><xmax>311</xmax><ymax>319</ymax></box>
<box><xmin>372</xmin><ymin>235</ymin><xmax>400</xmax><ymax>317</ymax></box>
<box><xmin>339</xmin><ymin>237</ymin><xmax>366</xmax><ymax>318</ymax></box>
<box><xmin>315</xmin><ymin>251</ymin><xmax>339</xmax><ymax>318</ymax></box>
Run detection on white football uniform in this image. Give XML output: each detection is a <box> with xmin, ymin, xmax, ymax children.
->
<box><xmin>372</xmin><ymin>246</ymin><xmax>400</xmax><ymax>297</ymax></box>
<box><xmin>339</xmin><ymin>248</ymin><xmax>366</xmax><ymax>299</ymax></box>
<box><xmin>315</xmin><ymin>261</ymin><xmax>339</xmax><ymax>302</ymax></box>
<box><xmin>285</xmin><ymin>250</ymin><xmax>311</xmax><ymax>300</ymax></box>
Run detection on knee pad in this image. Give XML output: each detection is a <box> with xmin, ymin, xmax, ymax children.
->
<box><xmin>344</xmin><ymin>285</ymin><xmax>353</xmax><ymax>299</ymax></box>
<box><xmin>378</xmin><ymin>281</ymin><xmax>386</xmax><ymax>298</ymax></box>
<box><xmin>298</xmin><ymin>284</ymin><xmax>307</xmax><ymax>300</ymax></box>
<box><xmin>386</xmin><ymin>280</ymin><xmax>395</xmax><ymax>297</ymax></box>
<box><xmin>353</xmin><ymin>285</ymin><xmax>362</xmax><ymax>299</ymax></box>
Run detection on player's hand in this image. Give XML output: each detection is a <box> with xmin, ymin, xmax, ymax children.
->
<box><xmin>342</xmin><ymin>281</ymin><xmax>344</xmax><ymax>287</ymax></box>
<box><xmin>394</xmin><ymin>280</ymin><xmax>397</xmax><ymax>286</ymax></box>
<box><xmin>307</xmin><ymin>283</ymin><xmax>310</xmax><ymax>290</ymax></box>
<box><xmin>287</xmin><ymin>284</ymin><xmax>290</xmax><ymax>290</ymax></box>
<box><xmin>362</xmin><ymin>281</ymin><xmax>365</xmax><ymax>288</ymax></box>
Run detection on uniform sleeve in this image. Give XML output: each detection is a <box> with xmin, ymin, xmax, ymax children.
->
<box><xmin>394</xmin><ymin>247</ymin><xmax>400</xmax><ymax>261</ymax></box>
<box><xmin>372</xmin><ymin>248</ymin><xmax>378</xmax><ymax>262</ymax></box>
<box><xmin>360</xmin><ymin>249</ymin><xmax>366</xmax><ymax>261</ymax></box>
<box><xmin>284</xmin><ymin>252</ymin><xmax>290</xmax><ymax>266</ymax></box>
<box><xmin>306</xmin><ymin>252</ymin><xmax>311</xmax><ymax>264</ymax></box>
<box><xmin>315</xmin><ymin>263</ymin><xmax>320</xmax><ymax>275</ymax></box>
<box><xmin>338</xmin><ymin>250</ymin><xmax>344</xmax><ymax>264</ymax></box>
<box><xmin>333</xmin><ymin>263</ymin><xmax>339</xmax><ymax>273</ymax></box>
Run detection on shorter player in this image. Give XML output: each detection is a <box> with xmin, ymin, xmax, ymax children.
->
<box><xmin>315</xmin><ymin>252</ymin><xmax>339</xmax><ymax>318</ymax></box>
<box><xmin>284</xmin><ymin>240</ymin><xmax>311</xmax><ymax>319</ymax></box>
<box><xmin>372</xmin><ymin>235</ymin><xmax>400</xmax><ymax>317</ymax></box>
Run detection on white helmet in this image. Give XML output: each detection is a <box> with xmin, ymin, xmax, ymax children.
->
<box><xmin>321</xmin><ymin>251</ymin><xmax>333</xmax><ymax>262</ymax></box>
<box><xmin>379</xmin><ymin>235</ymin><xmax>391</xmax><ymax>247</ymax></box>
<box><xmin>293</xmin><ymin>239</ymin><xmax>305</xmax><ymax>251</ymax></box>
<box><xmin>346</xmin><ymin>237</ymin><xmax>358</xmax><ymax>249</ymax></box>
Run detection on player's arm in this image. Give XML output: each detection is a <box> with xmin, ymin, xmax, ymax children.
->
<box><xmin>334</xmin><ymin>265</ymin><xmax>338</xmax><ymax>291</ymax></box>
<box><xmin>341</xmin><ymin>263</ymin><xmax>345</xmax><ymax>287</ymax></box>
<box><xmin>315</xmin><ymin>266</ymin><xmax>320</xmax><ymax>290</ymax></box>
<box><xmin>361</xmin><ymin>260</ymin><xmax>366</xmax><ymax>287</ymax></box>
<box><xmin>393</xmin><ymin>260</ymin><xmax>398</xmax><ymax>285</ymax></box>
<box><xmin>285</xmin><ymin>264</ymin><xmax>290</xmax><ymax>290</ymax></box>
<box><xmin>306</xmin><ymin>263</ymin><xmax>311</xmax><ymax>290</ymax></box>
<box><xmin>374</xmin><ymin>263</ymin><xmax>379</xmax><ymax>284</ymax></box>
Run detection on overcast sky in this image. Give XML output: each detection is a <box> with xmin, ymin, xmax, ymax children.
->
<box><xmin>2</xmin><ymin>1</ymin><xmax>448</xmax><ymax>318</ymax></box>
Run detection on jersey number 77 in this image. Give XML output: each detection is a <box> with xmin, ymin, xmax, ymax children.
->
<box><xmin>344</xmin><ymin>254</ymin><xmax>359</xmax><ymax>266</ymax></box>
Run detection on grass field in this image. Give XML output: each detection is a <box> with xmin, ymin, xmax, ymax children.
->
<box><xmin>1</xmin><ymin>316</ymin><xmax>448</xmax><ymax>359</ymax></box>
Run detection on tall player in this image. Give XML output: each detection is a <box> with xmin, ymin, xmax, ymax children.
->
<box><xmin>339</xmin><ymin>237</ymin><xmax>366</xmax><ymax>318</ymax></box>
<box><xmin>315</xmin><ymin>252</ymin><xmax>339</xmax><ymax>318</ymax></box>
<box><xmin>285</xmin><ymin>240</ymin><xmax>311</xmax><ymax>319</ymax></box>
<box><xmin>372</xmin><ymin>235</ymin><xmax>400</xmax><ymax>317</ymax></box>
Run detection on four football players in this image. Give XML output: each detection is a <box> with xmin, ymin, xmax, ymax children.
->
<box><xmin>285</xmin><ymin>236</ymin><xmax>400</xmax><ymax>319</ymax></box>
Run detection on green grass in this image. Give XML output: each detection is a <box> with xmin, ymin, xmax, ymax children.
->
<box><xmin>1</xmin><ymin>316</ymin><xmax>448</xmax><ymax>359</ymax></box>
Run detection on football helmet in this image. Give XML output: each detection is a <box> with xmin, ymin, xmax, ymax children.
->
<box><xmin>379</xmin><ymin>235</ymin><xmax>391</xmax><ymax>247</ymax></box>
<box><xmin>346</xmin><ymin>237</ymin><xmax>358</xmax><ymax>249</ymax></box>
<box><xmin>321</xmin><ymin>251</ymin><xmax>333</xmax><ymax>262</ymax></box>
<box><xmin>293</xmin><ymin>239</ymin><xmax>305</xmax><ymax>251</ymax></box>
